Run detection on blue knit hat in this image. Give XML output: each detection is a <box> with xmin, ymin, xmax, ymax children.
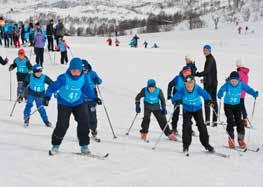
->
<box><xmin>203</xmin><ymin>44</ymin><xmax>212</xmax><ymax>52</ymax></box>
<box><xmin>82</xmin><ymin>59</ymin><xmax>92</xmax><ymax>71</ymax></box>
<box><xmin>33</xmin><ymin>64</ymin><xmax>42</xmax><ymax>73</ymax></box>
<box><xmin>147</xmin><ymin>79</ymin><xmax>156</xmax><ymax>87</ymax></box>
<box><xmin>69</xmin><ymin>58</ymin><xmax>83</xmax><ymax>71</ymax></box>
<box><xmin>229</xmin><ymin>71</ymin><xmax>240</xmax><ymax>80</ymax></box>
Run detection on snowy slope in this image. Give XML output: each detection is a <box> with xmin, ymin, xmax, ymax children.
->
<box><xmin>0</xmin><ymin>22</ymin><xmax>263</xmax><ymax>187</ymax></box>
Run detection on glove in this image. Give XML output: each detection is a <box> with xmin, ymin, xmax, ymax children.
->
<box><xmin>96</xmin><ymin>97</ymin><xmax>102</xmax><ymax>105</ymax></box>
<box><xmin>167</xmin><ymin>95</ymin><xmax>172</xmax><ymax>100</ymax></box>
<box><xmin>173</xmin><ymin>100</ymin><xmax>182</xmax><ymax>106</ymax></box>
<box><xmin>17</xmin><ymin>94</ymin><xmax>23</xmax><ymax>101</ymax></box>
<box><xmin>9</xmin><ymin>65</ymin><xmax>14</xmax><ymax>71</ymax></box>
<box><xmin>254</xmin><ymin>91</ymin><xmax>259</xmax><ymax>98</ymax></box>
<box><xmin>207</xmin><ymin>100</ymin><xmax>214</xmax><ymax>107</ymax></box>
<box><xmin>3</xmin><ymin>57</ymin><xmax>8</xmax><ymax>65</ymax></box>
<box><xmin>43</xmin><ymin>97</ymin><xmax>50</xmax><ymax>107</ymax></box>
<box><xmin>135</xmin><ymin>102</ymin><xmax>141</xmax><ymax>113</ymax></box>
<box><xmin>195</xmin><ymin>72</ymin><xmax>201</xmax><ymax>77</ymax></box>
<box><xmin>162</xmin><ymin>108</ymin><xmax>167</xmax><ymax>115</ymax></box>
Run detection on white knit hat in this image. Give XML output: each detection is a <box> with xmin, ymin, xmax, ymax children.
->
<box><xmin>236</xmin><ymin>58</ymin><xmax>243</xmax><ymax>67</ymax></box>
<box><xmin>185</xmin><ymin>54</ymin><xmax>193</xmax><ymax>62</ymax></box>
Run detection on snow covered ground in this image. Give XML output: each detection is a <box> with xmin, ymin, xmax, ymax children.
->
<box><xmin>0</xmin><ymin>22</ymin><xmax>263</xmax><ymax>187</ymax></box>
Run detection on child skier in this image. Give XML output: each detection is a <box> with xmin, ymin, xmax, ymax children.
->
<box><xmin>43</xmin><ymin>57</ymin><xmax>97</xmax><ymax>154</ymax></box>
<box><xmin>236</xmin><ymin>59</ymin><xmax>250</xmax><ymax>126</ymax></box>
<box><xmin>9</xmin><ymin>48</ymin><xmax>32</xmax><ymax>102</ymax></box>
<box><xmin>115</xmin><ymin>39</ymin><xmax>120</xmax><ymax>47</ymax></box>
<box><xmin>167</xmin><ymin>66</ymin><xmax>192</xmax><ymax>134</ymax></box>
<box><xmin>172</xmin><ymin>75</ymin><xmax>214</xmax><ymax>154</ymax></box>
<box><xmin>82</xmin><ymin>59</ymin><xmax>102</xmax><ymax>140</ymax></box>
<box><xmin>106</xmin><ymin>37</ymin><xmax>112</xmax><ymax>46</ymax></box>
<box><xmin>135</xmin><ymin>79</ymin><xmax>176</xmax><ymax>141</ymax></box>
<box><xmin>56</xmin><ymin>37</ymin><xmax>70</xmax><ymax>65</ymax></box>
<box><xmin>19</xmin><ymin>64</ymin><xmax>53</xmax><ymax>127</ymax></box>
<box><xmin>185</xmin><ymin>55</ymin><xmax>197</xmax><ymax>75</ymax></box>
<box><xmin>217</xmin><ymin>71</ymin><xmax>258</xmax><ymax>149</ymax></box>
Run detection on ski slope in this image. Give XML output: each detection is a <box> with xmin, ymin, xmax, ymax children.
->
<box><xmin>0</xmin><ymin>22</ymin><xmax>263</xmax><ymax>187</ymax></box>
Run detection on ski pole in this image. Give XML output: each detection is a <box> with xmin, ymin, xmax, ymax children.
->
<box><xmin>9</xmin><ymin>97</ymin><xmax>19</xmax><ymax>117</ymax></box>
<box><xmin>9</xmin><ymin>71</ymin><xmax>12</xmax><ymax>101</ymax></box>
<box><xmin>69</xmin><ymin>48</ymin><xmax>74</xmax><ymax>57</ymax></box>
<box><xmin>152</xmin><ymin>104</ymin><xmax>179</xmax><ymax>150</ymax></box>
<box><xmin>125</xmin><ymin>113</ymin><xmax>139</xmax><ymax>135</ymax></box>
<box><xmin>24</xmin><ymin>105</ymin><xmax>44</xmax><ymax>121</ymax></box>
<box><xmin>29</xmin><ymin>47</ymin><xmax>33</xmax><ymax>61</ymax></box>
<box><xmin>246</xmin><ymin>98</ymin><xmax>257</xmax><ymax>129</ymax></box>
<box><xmin>97</xmin><ymin>86</ymin><xmax>117</xmax><ymax>138</ymax></box>
<box><xmin>218</xmin><ymin>99</ymin><xmax>222</xmax><ymax>122</ymax></box>
<box><xmin>47</xmin><ymin>50</ymin><xmax>54</xmax><ymax>65</ymax></box>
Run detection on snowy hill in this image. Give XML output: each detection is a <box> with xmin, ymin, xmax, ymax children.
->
<box><xmin>1</xmin><ymin>0</ymin><xmax>263</xmax><ymax>34</ymax></box>
<box><xmin>0</xmin><ymin>20</ymin><xmax>263</xmax><ymax>186</ymax></box>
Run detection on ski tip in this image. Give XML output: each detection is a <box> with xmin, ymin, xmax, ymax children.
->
<box><xmin>104</xmin><ymin>153</ymin><xmax>110</xmax><ymax>158</ymax></box>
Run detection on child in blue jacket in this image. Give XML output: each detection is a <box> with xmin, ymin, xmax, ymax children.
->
<box><xmin>167</xmin><ymin>66</ymin><xmax>192</xmax><ymax>134</ymax></box>
<box><xmin>172</xmin><ymin>75</ymin><xmax>214</xmax><ymax>154</ymax></box>
<box><xmin>43</xmin><ymin>58</ymin><xmax>97</xmax><ymax>155</ymax></box>
<box><xmin>9</xmin><ymin>48</ymin><xmax>32</xmax><ymax>102</ymax></box>
<box><xmin>82</xmin><ymin>59</ymin><xmax>102</xmax><ymax>139</ymax></box>
<box><xmin>217</xmin><ymin>71</ymin><xmax>258</xmax><ymax>149</ymax></box>
<box><xmin>19</xmin><ymin>64</ymin><xmax>53</xmax><ymax>127</ymax></box>
<box><xmin>56</xmin><ymin>37</ymin><xmax>70</xmax><ymax>64</ymax></box>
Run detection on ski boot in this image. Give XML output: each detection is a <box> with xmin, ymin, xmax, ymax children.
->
<box><xmin>205</xmin><ymin>144</ymin><xmax>215</xmax><ymax>153</ymax></box>
<box><xmin>228</xmin><ymin>138</ymin><xmax>236</xmax><ymax>148</ymax></box>
<box><xmin>80</xmin><ymin>145</ymin><xmax>90</xmax><ymax>155</ymax></box>
<box><xmin>241</xmin><ymin>118</ymin><xmax>248</xmax><ymax>127</ymax></box>
<box><xmin>238</xmin><ymin>139</ymin><xmax>247</xmax><ymax>149</ymax></box>
<box><xmin>183</xmin><ymin>147</ymin><xmax>189</xmax><ymax>156</ymax></box>
<box><xmin>24</xmin><ymin>118</ymin><xmax>29</xmax><ymax>127</ymax></box>
<box><xmin>49</xmin><ymin>145</ymin><xmax>60</xmax><ymax>155</ymax></box>
<box><xmin>44</xmin><ymin>121</ymin><xmax>52</xmax><ymax>127</ymax></box>
<box><xmin>168</xmin><ymin>132</ymin><xmax>177</xmax><ymax>141</ymax></box>
<box><xmin>141</xmin><ymin>133</ymin><xmax>148</xmax><ymax>141</ymax></box>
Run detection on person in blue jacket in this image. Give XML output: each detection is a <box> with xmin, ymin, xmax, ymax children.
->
<box><xmin>167</xmin><ymin>66</ymin><xmax>192</xmax><ymax>134</ymax></box>
<box><xmin>3</xmin><ymin>23</ymin><xmax>10</xmax><ymax>47</ymax></box>
<box><xmin>135</xmin><ymin>79</ymin><xmax>177</xmax><ymax>142</ymax></box>
<box><xmin>217</xmin><ymin>71</ymin><xmax>258</xmax><ymax>149</ymax></box>
<box><xmin>19</xmin><ymin>64</ymin><xmax>53</xmax><ymax>127</ymax></box>
<box><xmin>43</xmin><ymin>58</ymin><xmax>97</xmax><ymax>155</ymax></box>
<box><xmin>82</xmin><ymin>59</ymin><xmax>102</xmax><ymax>139</ymax></box>
<box><xmin>9</xmin><ymin>48</ymin><xmax>32</xmax><ymax>102</ymax></box>
<box><xmin>172</xmin><ymin>75</ymin><xmax>214</xmax><ymax>154</ymax></box>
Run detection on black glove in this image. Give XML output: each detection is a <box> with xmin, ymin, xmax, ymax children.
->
<box><xmin>9</xmin><ymin>65</ymin><xmax>14</xmax><ymax>72</ymax></box>
<box><xmin>174</xmin><ymin>100</ymin><xmax>182</xmax><ymax>107</ymax></box>
<box><xmin>167</xmin><ymin>95</ymin><xmax>172</xmax><ymax>100</ymax></box>
<box><xmin>43</xmin><ymin>97</ymin><xmax>50</xmax><ymax>106</ymax></box>
<box><xmin>207</xmin><ymin>100</ymin><xmax>214</xmax><ymax>107</ymax></box>
<box><xmin>195</xmin><ymin>72</ymin><xmax>201</xmax><ymax>77</ymax></box>
<box><xmin>135</xmin><ymin>102</ymin><xmax>141</xmax><ymax>113</ymax></box>
<box><xmin>96</xmin><ymin>97</ymin><xmax>102</xmax><ymax>105</ymax></box>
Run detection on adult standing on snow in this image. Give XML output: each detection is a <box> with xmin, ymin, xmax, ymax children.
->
<box><xmin>195</xmin><ymin>44</ymin><xmax>218</xmax><ymax>126</ymax></box>
<box><xmin>46</xmin><ymin>19</ymin><xmax>55</xmax><ymax>51</ymax></box>
<box><xmin>34</xmin><ymin>28</ymin><xmax>46</xmax><ymax>67</ymax></box>
<box><xmin>55</xmin><ymin>19</ymin><xmax>66</xmax><ymax>46</ymax></box>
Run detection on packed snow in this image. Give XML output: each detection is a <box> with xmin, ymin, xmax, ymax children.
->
<box><xmin>0</xmin><ymin>21</ymin><xmax>263</xmax><ymax>187</ymax></box>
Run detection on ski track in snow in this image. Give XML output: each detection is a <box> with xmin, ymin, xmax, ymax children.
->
<box><xmin>0</xmin><ymin>22</ymin><xmax>263</xmax><ymax>187</ymax></box>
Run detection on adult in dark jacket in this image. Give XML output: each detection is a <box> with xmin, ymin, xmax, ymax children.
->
<box><xmin>46</xmin><ymin>19</ymin><xmax>55</xmax><ymax>51</ymax></box>
<box><xmin>55</xmin><ymin>19</ymin><xmax>66</xmax><ymax>46</ymax></box>
<box><xmin>195</xmin><ymin>44</ymin><xmax>218</xmax><ymax>126</ymax></box>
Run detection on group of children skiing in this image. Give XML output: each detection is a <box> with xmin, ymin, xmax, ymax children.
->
<box><xmin>2</xmin><ymin>41</ymin><xmax>259</xmax><ymax>156</ymax></box>
<box><xmin>134</xmin><ymin>44</ymin><xmax>258</xmax><ymax>155</ymax></box>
